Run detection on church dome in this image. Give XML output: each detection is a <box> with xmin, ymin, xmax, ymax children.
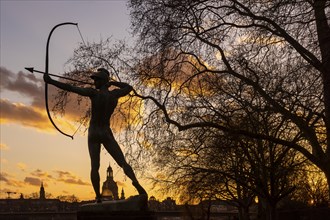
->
<box><xmin>101</xmin><ymin>163</ymin><xmax>119</xmax><ymax>200</ymax></box>
<box><xmin>102</xmin><ymin>188</ymin><xmax>114</xmax><ymax>199</ymax></box>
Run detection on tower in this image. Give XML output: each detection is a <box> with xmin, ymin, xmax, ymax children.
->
<box><xmin>120</xmin><ymin>188</ymin><xmax>125</xmax><ymax>200</ymax></box>
<box><xmin>101</xmin><ymin>163</ymin><xmax>119</xmax><ymax>200</ymax></box>
<box><xmin>39</xmin><ymin>182</ymin><xmax>45</xmax><ymax>199</ymax></box>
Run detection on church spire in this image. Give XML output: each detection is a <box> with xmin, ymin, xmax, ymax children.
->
<box><xmin>39</xmin><ymin>182</ymin><xmax>45</xmax><ymax>199</ymax></box>
<box><xmin>107</xmin><ymin>163</ymin><xmax>113</xmax><ymax>179</ymax></box>
<box><xmin>120</xmin><ymin>188</ymin><xmax>125</xmax><ymax>200</ymax></box>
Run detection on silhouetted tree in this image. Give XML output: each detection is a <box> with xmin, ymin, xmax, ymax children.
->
<box><xmin>127</xmin><ymin>0</ymin><xmax>330</xmax><ymax>204</ymax></box>
<box><xmin>147</xmin><ymin>107</ymin><xmax>306</xmax><ymax>220</ymax></box>
<box><xmin>28</xmin><ymin>192</ymin><xmax>39</xmax><ymax>199</ymax></box>
<box><xmin>57</xmin><ymin>194</ymin><xmax>80</xmax><ymax>202</ymax></box>
<box><xmin>290</xmin><ymin>164</ymin><xmax>329</xmax><ymax>207</ymax></box>
<box><xmin>60</xmin><ymin>2</ymin><xmax>330</xmax><ymax>217</ymax></box>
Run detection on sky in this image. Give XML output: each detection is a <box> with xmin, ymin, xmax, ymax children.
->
<box><xmin>0</xmin><ymin>0</ymin><xmax>158</xmax><ymax>201</ymax></box>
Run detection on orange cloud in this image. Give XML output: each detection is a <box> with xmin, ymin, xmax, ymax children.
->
<box><xmin>0</xmin><ymin>67</ymin><xmax>84</xmax><ymax>133</ymax></box>
<box><xmin>24</xmin><ymin>177</ymin><xmax>41</xmax><ymax>186</ymax></box>
<box><xmin>54</xmin><ymin>170</ymin><xmax>90</xmax><ymax>186</ymax></box>
<box><xmin>0</xmin><ymin>172</ymin><xmax>25</xmax><ymax>188</ymax></box>
<box><xmin>0</xmin><ymin>172</ymin><xmax>10</xmax><ymax>183</ymax></box>
<box><xmin>0</xmin><ymin>99</ymin><xmax>49</xmax><ymax>128</ymax></box>
<box><xmin>31</xmin><ymin>169</ymin><xmax>53</xmax><ymax>179</ymax></box>
<box><xmin>0</xmin><ymin>98</ymin><xmax>81</xmax><ymax>135</ymax></box>
<box><xmin>0</xmin><ymin>67</ymin><xmax>44</xmax><ymax>108</ymax></box>
<box><xmin>135</xmin><ymin>49</ymin><xmax>218</xmax><ymax>98</ymax></box>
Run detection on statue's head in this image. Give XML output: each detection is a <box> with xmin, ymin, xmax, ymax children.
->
<box><xmin>91</xmin><ymin>68</ymin><xmax>110</xmax><ymax>81</ymax></box>
<box><xmin>91</xmin><ymin>68</ymin><xmax>110</xmax><ymax>89</ymax></box>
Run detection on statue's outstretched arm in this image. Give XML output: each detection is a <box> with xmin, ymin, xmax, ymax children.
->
<box><xmin>44</xmin><ymin>74</ymin><xmax>94</xmax><ymax>97</ymax></box>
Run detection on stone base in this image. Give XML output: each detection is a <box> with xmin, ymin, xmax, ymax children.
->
<box><xmin>79</xmin><ymin>195</ymin><xmax>148</xmax><ymax>212</ymax></box>
<box><xmin>77</xmin><ymin>195</ymin><xmax>155</xmax><ymax>220</ymax></box>
<box><xmin>77</xmin><ymin>210</ymin><xmax>156</xmax><ymax>220</ymax></box>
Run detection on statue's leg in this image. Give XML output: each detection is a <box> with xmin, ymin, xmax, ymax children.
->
<box><xmin>103</xmin><ymin>131</ymin><xmax>147</xmax><ymax>195</ymax></box>
<box><xmin>88</xmin><ymin>138</ymin><xmax>102</xmax><ymax>202</ymax></box>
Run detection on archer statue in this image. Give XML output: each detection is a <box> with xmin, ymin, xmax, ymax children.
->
<box><xmin>44</xmin><ymin>68</ymin><xmax>147</xmax><ymax>203</ymax></box>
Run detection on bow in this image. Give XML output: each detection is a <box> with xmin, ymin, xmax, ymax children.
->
<box><xmin>45</xmin><ymin>22</ymin><xmax>79</xmax><ymax>139</ymax></box>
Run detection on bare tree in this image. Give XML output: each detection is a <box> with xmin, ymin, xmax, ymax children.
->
<box><xmin>56</xmin><ymin>2</ymin><xmax>330</xmax><ymax>218</ymax></box>
<box><xmin>146</xmin><ymin>105</ymin><xmax>307</xmax><ymax>220</ymax></box>
<box><xmin>57</xmin><ymin>194</ymin><xmax>80</xmax><ymax>203</ymax></box>
<box><xmin>127</xmin><ymin>0</ymin><xmax>330</xmax><ymax>202</ymax></box>
<box><xmin>290</xmin><ymin>164</ymin><xmax>329</xmax><ymax>207</ymax></box>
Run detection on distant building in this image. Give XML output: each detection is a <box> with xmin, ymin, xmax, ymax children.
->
<box><xmin>0</xmin><ymin>181</ymin><xmax>240</xmax><ymax>220</ymax></box>
<box><xmin>0</xmin><ymin>182</ymin><xmax>77</xmax><ymax>213</ymax></box>
<box><xmin>101</xmin><ymin>163</ymin><xmax>125</xmax><ymax>200</ymax></box>
<box><xmin>148</xmin><ymin>196</ymin><xmax>178</xmax><ymax>211</ymax></box>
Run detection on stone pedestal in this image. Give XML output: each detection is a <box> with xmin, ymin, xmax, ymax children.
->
<box><xmin>77</xmin><ymin>195</ymin><xmax>156</xmax><ymax>220</ymax></box>
<box><xmin>77</xmin><ymin>210</ymin><xmax>156</xmax><ymax>220</ymax></box>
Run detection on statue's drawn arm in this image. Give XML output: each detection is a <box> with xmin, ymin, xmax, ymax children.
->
<box><xmin>109</xmin><ymin>81</ymin><xmax>133</xmax><ymax>98</ymax></box>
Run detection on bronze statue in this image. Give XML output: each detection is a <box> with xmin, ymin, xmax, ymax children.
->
<box><xmin>44</xmin><ymin>68</ymin><xmax>147</xmax><ymax>203</ymax></box>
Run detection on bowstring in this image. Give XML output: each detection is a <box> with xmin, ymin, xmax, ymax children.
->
<box><xmin>76</xmin><ymin>24</ymin><xmax>94</xmax><ymax>72</ymax></box>
<box><xmin>70</xmin><ymin>24</ymin><xmax>89</xmax><ymax>137</ymax></box>
<box><xmin>77</xmin><ymin>24</ymin><xmax>121</xmax><ymax>82</ymax></box>
<box><xmin>76</xmin><ymin>24</ymin><xmax>86</xmax><ymax>46</ymax></box>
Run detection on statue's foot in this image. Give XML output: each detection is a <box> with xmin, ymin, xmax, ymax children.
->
<box><xmin>133</xmin><ymin>181</ymin><xmax>147</xmax><ymax>195</ymax></box>
<box><xmin>95</xmin><ymin>196</ymin><xmax>102</xmax><ymax>203</ymax></box>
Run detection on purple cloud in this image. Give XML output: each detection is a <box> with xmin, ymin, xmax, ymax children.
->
<box><xmin>24</xmin><ymin>177</ymin><xmax>41</xmax><ymax>186</ymax></box>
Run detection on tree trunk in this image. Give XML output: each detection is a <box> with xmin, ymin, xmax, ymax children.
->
<box><xmin>314</xmin><ymin>1</ymin><xmax>330</xmax><ymax>204</ymax></box>
<box><xmin>257</xmin><ymin>197</ymin><xmax>267</xmax><ymax>220</ymax></box>
<box><xmin>238</xmin><ymin>206</ymin><xmax>251</xmax><ymax>220</ymax></box>
<box><xmin>263</xmin><ymin>202</ymin><xmax>277</xmax><ymax>220</ymax></box>
<box><xmin>269</xmin><ymin>204</ymin><xmax>277</xmax><ymax>220</ymax></box>
<box><xmin>258</xmin><ymin>197</ymin><xmax>278</xmax><ymax>220</ymax></box>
